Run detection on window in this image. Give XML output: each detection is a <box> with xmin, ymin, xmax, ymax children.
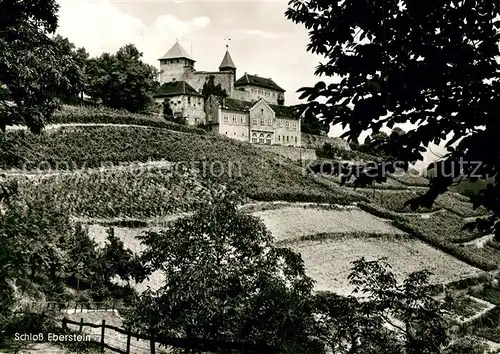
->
<box><xmin>176</xmin><ymin>59</ymin><xmax>179</xmax><ymax>63</ymax></box>
<box><xmin>295</xmin><ymin>137</ymin><xmax>297</xmax><ymax>144</ymax></box>
<box><xmin>232</xmin><ymin>115</ymin><xmax>236</xmax><ymax>122</ymax></box>
<box><xmin>260</xmin><ymin>118</ymin><xmax>265</xmax><ymax>125</ymax></box>
<box><xmin>260</xmin><ymin>109</ymin><xmax>264</xmax><ymax>115</ymax></box>
<box><xmin>278</xmin><ymin>135</ymin><xmax>280</xmax><ymax>141</ymax></box>
<box><xmin>259</xmin><ymin>134</ymin><xmax>264</xmax><ymax>144</ymax></box>
<box><xmin>252</xmin><ymin>133</ymin><xmax>257</xmax><ymax>143</ymax></box>
<box><xmin>287</xmin><ymin>136</ymin><xmax>289</xmax><ymax>143</ymax></box>
<box><xmin>224</xmin><ymin>114</ymin><xmax>229</xmax><ymax>122</ymax></box>
<box><xmin>286</xmin><ymin>121</ymin><xmax>290</xmax><ymax>128</ymax></box>
<box><xmin>293</xmin><ymin>121</ymin><xmax>297</xmax><ymax>129</ymax></box>
<box><xmin>252</xmin><ymin>118</ymin><xmax>258</xmax><ymax>125</ymax></box>
<box><xmin>267</xmin><ymin>119</ymin><xmax>272</xmax><ymax>126</ymax></box>
<box><xmin>278</xmin><ymin>120</ymin><xmax>283</xmax><ymax>127</ymax></box>
<box><xmin>188</xmin><ymin>97</ymin><xmax>191</xmax><ymax>104</ymax></box>
<box><xmin>240</xmin><ymin>116</ymin><xmax>244</xmax><ymax>123</ymax></box>
<box><xmin>265</xmin><ymin>134</ymin><xmax>272</xmax><ymax>145</ymax></box>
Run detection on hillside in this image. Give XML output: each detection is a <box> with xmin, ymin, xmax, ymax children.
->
<box><xmin>2</xmin><ymin>107</ymin><xmax>498</xmax><ymax>274</ymax></box>
<box><xmin>1</xmin><ymin>117</ymin><xmax>368</xmax><ymax>218</ymax></box>
<box><xmin>3</xmin><ymin>107</ymin><xmax>500</xmax><ymax>351</ymax></box>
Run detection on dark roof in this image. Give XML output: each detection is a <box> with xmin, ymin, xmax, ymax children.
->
<box><xmin>214</xmin><ymin>96</ymin><xmax>300</xmax><ymax>120</ymax></box>
<box><xmin>159</xmin><ymin>41</ymin><xmax>193</xmax><ymax>61</ymax></box>
<box><xmin>154</xmin><ymin>81</ymin><xmax>203</xmax><ymax>98</ymax></box>
<box><xmin>217</xmin><ymin>97</ymin><xmax>254</xmax><ymax>112</ymax></box>
<box><xmin>234</xmin><ymin>74</ymin><xmax>285</xmax><ymax>92</ymax></box>
<box><xmin>219</xmin><ymin>50</ymin><xmax>236</xmax><ymax>69</ymax></box>
<box><xmin>269</xmin><ymin>104</ymin><xmax>300</xmax><ymax>120</ymax></box>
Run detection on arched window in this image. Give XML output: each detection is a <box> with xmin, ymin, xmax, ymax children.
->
<box><xmin>259</xmin><ymin>133</ymin><xmax>265</xmax><ymax>144</ymax></box>
<box><xmin>265</xmin><ymin>134</ymin><xmax>272</xmax><ymax>145</ymax></box>
<box><xmin>251</xmin><ymin>133</ymin><xmax>257</xmax><ymax>143</ymax></box>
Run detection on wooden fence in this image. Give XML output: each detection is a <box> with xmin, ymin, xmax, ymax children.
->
<box><xmin>62</xmin><ymin>317</ymin><xmax>278</xmax><ymax>354</ymax></box>
<box><xmin>25</xmin><ymin>301</ymin><xmax>129</xmax><ymax>314</ymax></box>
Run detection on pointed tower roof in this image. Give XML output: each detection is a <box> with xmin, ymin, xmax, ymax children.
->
<box><xmin>219</xmin><ymin>50</ymin><xmax>236</xmax><ymax>70</ymax></box>
<box><xmin>159</xmin><ymin>40</ymin><xmax>193</xmax><ymax>60</ymax></box>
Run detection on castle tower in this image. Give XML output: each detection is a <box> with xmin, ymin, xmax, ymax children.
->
<box><xmin>218</xmin><ymin>46</ymin><xmax>236</xmax><ymax>81</ymax></box>
<box><xmin>158</xmin><ymin>39</ymin><xmax>195</xmax><ymax>84</ymax></box>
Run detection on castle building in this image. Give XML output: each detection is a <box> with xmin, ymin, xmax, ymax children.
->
<box><xmin>154</xmin><ymin>40</ymin><xmax>301</xmax><ymax>147</ymax></box>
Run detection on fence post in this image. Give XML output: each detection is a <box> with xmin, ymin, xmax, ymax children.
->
<box><xmin>150</xmin><ymin>329</ymin><xmax>156</xmax><ymax>354</ymax></box>
<box><xmin>100</xmin><ymin>320</ymin><xmax>106</xmax><ymax>352</ymax></box>
<box><xmin>79</xmin><ymin>318</ymin><xmax>84</xmax><ymax>333</ymax></box>
<box><xmin>126</xmin><ymin>328</ymin><xmax>131</xmax><ymax>354</ymax></box>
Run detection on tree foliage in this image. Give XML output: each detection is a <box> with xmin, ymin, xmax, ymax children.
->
<box><xmin>297</xmin><ymin>103</ymin><xmax>330</xmax><ymax>135</ymax></box>
<box><xmin>99</xmin><ymin>227</ymin><xmax>145</xmax><ymax>286</ymax></box>
<box><xmin>126</xmin><ymin>188</ymin><xmax>322</xmax><ymax>353</ymax></box>
<box><xmin>51</xmin><ymin>35</ymin><xmax>89</xmax><ymax>104</ymax></box>
<box><xmin>202</xmin><ymin>75</ymin><xmax>228</xmax><ymax>100</ymax></box>
<box><xmin>0</xmin><ymin>0</ymin><xmax>83</xmax><ymax>133</ymax></box>
<box><xmin>315</xmin><ymin>258</ymin><xmax>449</xmax><ymax>354</ymax></box>
<box><xmin>286</xmin><ymin>0</ymin><xmax>500</xmax><ymax>238</ymax></box>
<box><xmin>86</xmin><ymin>44</ymin><xmax>159</xmax><ymax>113</ymax></box>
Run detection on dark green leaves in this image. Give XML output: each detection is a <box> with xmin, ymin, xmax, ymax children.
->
<box><xmin>287</xmin><ymin>0</ymin><xmax>500</xmax><ymax>234</ymax></box>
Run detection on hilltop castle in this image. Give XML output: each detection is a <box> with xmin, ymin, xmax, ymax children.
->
<box><xmin>154</xmin><ymin>40</ymin><xmax>301</xmax><ymax>147</ymax></box>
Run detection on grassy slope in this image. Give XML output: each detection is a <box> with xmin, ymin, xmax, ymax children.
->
<box><xmin>2</xmin><ymin>126</ymin><xmax>367</xmax><ymax>217</ymax></box>
<box><xmin>3</xmin><ymin>106</ymin><xmax>497</xmax><ymax>270</ymax></box>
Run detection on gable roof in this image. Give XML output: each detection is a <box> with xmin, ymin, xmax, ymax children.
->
<box><xmin>269</xmin><ymin>104</ymin><xmax>300</xmax><ymax>119</ymax></box>
<box><xmin>219</xmin><ymin>50</ymin><xmax>236</xmax><ymax>69</ymax></box>
<box><xmin>211</xmin><ymin>96</ymin><xmax>300</xmax><ymax>120</ymax></box>
<box><xmin>159</xmin><ymin>41</ymin><xmax>193</xmax><ymax>60</ymax></box>
<box><xmin>154</xmin><ymin>81</ymin><xmax>203</xmax><ymax>98</ymax></box>
<box><xmin>234</xmin><ymin>74</ymin><xmax>285</xmax><ymax>92</ymax></box>
<box><xmin>216</xmin><ymin>97</ymin><xmax>254</xmax><ymax>112</ymax></box>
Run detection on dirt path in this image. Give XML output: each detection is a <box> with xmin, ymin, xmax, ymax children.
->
<box><xmin>1</xmin><ymin>342</ymin><xmax>69</xmax><ymax>354</ymax></box>
<box><xmin>461</xmin><ymin>234</ymin><xmax>495</xmax><ymax>248</ymax></box>
<box><xmin>1</xmin><ymin>159</ymin><xmax>177</xmax><ymax>178</ymax></box>
<box><xmin>5</xmin><ymin>123</ymin><xmax>160</xmax><ymax>131</ymax></box>
<box><xmin>398</xmin><ymin>209</ymin><xmax>444</xmax><ymax>219</ymax></box>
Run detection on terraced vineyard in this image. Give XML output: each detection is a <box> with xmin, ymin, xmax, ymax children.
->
<box><xmin>355</xmin><ymin>189</ymin><xmax>442</xmax><ymax>213</ymax></box>
<box><xmin>2</xmin><ymin>125</ymin><xmax>369</xmax><ymax>217</ymax></box>
<box><xmin>3</xmin><ymin>108</ymin><xmax>499</xmax><ymax>349</ymax></box>
<box><xmin>85</xmin><ymin>205</ymin><xmax>485</xmax><ymax>297</ymax></box>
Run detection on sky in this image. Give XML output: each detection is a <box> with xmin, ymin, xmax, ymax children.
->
<box><xmin>56</xmin><ymin>0</ymin><xmax>324</xmax><ymax>107</ymax></box>
<box><xmin>55</xmin><ymin>0</ymin><xmax>450</xmax><ymax>168</ymax></box>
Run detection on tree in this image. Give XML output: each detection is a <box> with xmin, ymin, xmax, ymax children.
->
<box><xmin>51</xmin><ymin>35</ymin><xmax>89</xmax><ymax>104</ymax></box>
<box><xmin>202</xmin><ymin>75</ymin><xmax>228</xmax><ymax>100</ymax></box>
<box><xmin>297</xmin><ymin>104</ymin><xmax>330</xmax><ymax>135</ymax></box>
<box><xmin>286</xmin><ymin>0</ymin><xmax>500</xmax><ymax>238</ymax></box>
<box><xmin>125</xmin><ymin>187</ymin><xmax>322</xmax><ymax>353</ymax></box>
<box><xmin>0</xmin><ymin>0</ymin><xmax>82</xmax><ymax>133</ymax></box>
<box><xmin>314</xmin><ymin>258</ymin><xmax>449</xmax><ymax>354</ymax></box>
<box><xmin>100</xmin><ymin>228</ymin><xmax>145</xmax><ymax>286</ymax></box>
<box><xmin>65</xmin><ymin>223</ymin><xmax>100</xmax><ymax>291</ymax></box>
<box><xmin>86</xmin><ymin>44</ymin><xmax>159</xmax><ymax>113</ymax></box>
